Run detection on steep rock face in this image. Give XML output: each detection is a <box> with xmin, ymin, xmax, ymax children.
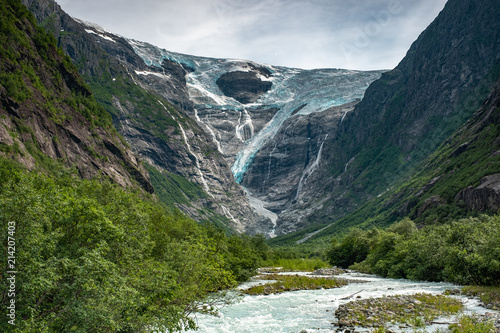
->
<box><xmin>275</xmin><ymin>0</ymin><xmax>500</xmax><ymax>232</ymax></box>
<box><xmin>22</xmin><ymin>0</ymin><xmax>269</xmax><ymax>233</ymax></box>
<box><xmin>0</xmin><ymin>1</ymin><xmax>152</xmax><ymax>192</ymax></box>
<box><xmin>71</xmin><ymin>32</ymin><xmax>382</xmax><ymax>235</ymax></box>
<box><xmin>329</xmin><ymin>75</ymin><xmax>500</xmax><ymax>238</ymax></box>
<box><xmin>405</xmin><ymin>76</ymin><xmax>500</xmax><ymax>220</ymax></box>
<box><xmin>456</xmin><ymin>174</ymin><xmax>500</xmax><ymax>212</ymax></box>
<box><xmin>243</xmin><ymin>102</ymin><xmax>356</xmax><ymax>216</ymax></box>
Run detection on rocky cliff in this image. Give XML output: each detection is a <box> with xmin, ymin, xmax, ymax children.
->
<box><xmin>24</xmin><ymin>0</ymin><xmax>383</xmax><ymax>236</ymax></box>
<box><xmin>312</xmin><ymin>74</ymin><xmax>500</xmax><ymax>242</ymax></box>
<box><xmin>22</xmin><ymin>0</ymin><xmax>500</xmax><ymax>237</ymax></box>
<box><xmin>103</xmin><ymin>39</ymin><xmax>385</xmax><ymax>235</ymax></box>
<box><xmin>272</xmin><ymin>0</ymin><xmax>500</xmax><ymax>234</ymax></box>
<box><xmin>22</xmin><ymin>0</ymin><xmax>270</xmax><ymax>233</ymax></box>
<box><xmin>0</xmin><ymin>0</ymin><xmax>152</xmax><ymax>192</ymax></box>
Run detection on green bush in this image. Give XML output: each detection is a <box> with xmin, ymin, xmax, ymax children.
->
<box><xmin>327</xmin><ymin>228</ymin><xmax>372</xmax><ymax>267</ymax></box>
<box><xmin>327</xmin><ymin>216</ymin><xmax>500</xmax><ymax>286</ymax></box>
<box><xmin>0</xmin><ymin>158</ymin><xmax>265</xmax><ymax>332</ymax></box>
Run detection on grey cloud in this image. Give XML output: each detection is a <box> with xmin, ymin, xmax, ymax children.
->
<box><xmin>58</xmin><ymin>0</ymin><xmax>448</xmax><ymax>69</ymax></box>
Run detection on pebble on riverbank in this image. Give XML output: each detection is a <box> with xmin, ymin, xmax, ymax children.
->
<box><xmin>311</xmin><ymin>267</ymin><xmax>347</xmax><ymax>276</ymax></box>
<box><xmin>334</xmin><ymin>293</ymin><xmax>463</xmax><ymax>331</ymax></box>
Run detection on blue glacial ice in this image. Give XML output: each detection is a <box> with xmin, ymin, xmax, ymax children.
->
<box><xmin>126</xmin><ymin>39</ymin><xmax>384</xmax><ymax>182</ymax></box>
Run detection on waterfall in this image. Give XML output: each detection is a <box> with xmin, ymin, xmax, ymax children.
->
<box><xmin>220</xmin><ymin>205</ymin><xmax>239</xmax><ymax>226</ymax></box>
<box><xmin>236</xmin><ymin>108</ymin><xmax>255</xmax><ymax>142</ymax></box>
<box><xmin>178</xmin><ymin>124</ymin><xmax>212</xmax><ymax>197</ymax></box>
<box><xmin>344</xmin><ymin>156</ymin><xmax>355</xmax><ymax>173</ymax></box>
<box><xmin>194</xmin><ymin>108</ymin><xmax>223</xmax><ymax>154</ymax></box>
<box><xmin>264</xmin><ymin>142</ymin><xmax>279</xmax><ymax>186</ymax></box>
<box><xmin>157</xmin><ymin>100</ymin><xmax>213</xmax><ymax>197</ymax></box>
<box><xmin>340</xmin><ymin>109</ymin><xmax>349</xmax><ymax>124</ymax></box>
<box><xmin>295</xmin><ymin>134</ymin><xmax>329</xmax><ymax>201</ymax></box>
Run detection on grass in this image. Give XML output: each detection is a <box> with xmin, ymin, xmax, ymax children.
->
<box><xmin>449</xmin><ymin>315</ymin><xmax>496</xmax><ymax>333</ymax></box>
<box><xmin>243</xmin><ymin>274</ymin><xmax>348</xmax><ymax>295</ymax></box>
<box><xmin>260</xmin><ymin>258</ymin><xmax>329</xmax><ymax>272</ymax></box>
<box><xmin>336</xmin><ymin>293</ymin><xmax>463</xmax><ymax>329</ymax></box>
<box><xmin>461</xmin><ymin>286</ymin><xmax>500</xmax><ymax>310</ymax></box>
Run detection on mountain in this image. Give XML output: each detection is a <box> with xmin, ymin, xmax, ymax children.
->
<box><xmin>267</xmin><ymin>0</ymin><xmax>500</xmax><ymax>244</ymax></box>
<box><xmin>22</xmin><ymin>0</ymin><xmax>384</xmax><ymax>235</ymax></box>
<box><xmin>0</xmin><ymin>0</ymin><xmax>152</xmax><ymax>193</ymax></box>
<box><xmin>21</xmin><ymin>0</ymin><xmax>273</xmax><ymax>233</ymax></box>
<box><xmin>0</xmin><ymin>3</ymin><xmax>273</xmax><ymax>331</ymax></box>
<box><xmin>22</xmin><ymin>0</ymin><xmax>500</xmax><ymax>238</ymax></box>
<box><xmin>125</xmin><ymin>42</ymin><xmax>382</xmax><ymax>235</ymax></box>
<box><xmin>271</xmin><ymin>0</ymin><xmax>500</xmax><ymax>235</ymax></box>
<box><xmin>275</xmin><ymin>73</ymin><xmax>500</xmax><ymax>246</ymax></box>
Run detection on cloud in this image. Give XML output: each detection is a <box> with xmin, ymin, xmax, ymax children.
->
<box><xmin>58</xmin><ymin>0</ymin><xmax>448</xmax><ymax>70</ymax></box>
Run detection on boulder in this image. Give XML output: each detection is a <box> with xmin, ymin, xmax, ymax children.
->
<box><xmin>456</xmin><ymin>173</ymin><xmax>500</xmax><ymax>212</ymax></box>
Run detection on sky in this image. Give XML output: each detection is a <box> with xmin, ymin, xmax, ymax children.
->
<box><xmin>56</xmin><ymin>0</ymin><xmax>448</xmax><ymax>70</ymax></box>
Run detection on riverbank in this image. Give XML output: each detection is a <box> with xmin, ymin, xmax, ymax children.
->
<box><xmin>335</xmin><ymin>293</ymin><xmax>462</xmax><ymax>331</ymax></box>
<box><xmin>448</xmin><ymin>286</ymin><xmax>500</xmax><ymax>311</ymax></box>
<box><xmin>243</xmin><ymin>269</ymin><xmax>500</xmax><ymax>331</ymax></box>
<box><xmin>334</xmin><ymin>293</ymin><xmax>500</xmax><ymax>332</ymax></box>
<box><xmin>186</xmin><ymin>271</ymin><xmax>500</xmax><ymax>333</ymax></box>
<box><xmin>332</xmin><ymin>284</ymin><xmax>500</xmax><ymax>332</ymax></box>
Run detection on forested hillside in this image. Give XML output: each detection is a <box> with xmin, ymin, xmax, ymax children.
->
<box><xmin>0</xmin><ymin>1</ymin><xmax>268</xmax><ymax>331</ymax></box>
<box><xmin>278</xmin><ymin>0</ymin><xmax>500</xmax><ymax>231</ymax></box>
<box><xmin>21</xmin><ymin>0</ymin><xmax>268</xmax><ymax>234</ymax></box>
<box><xmin>0</xmin><ymin>0</ymin><xmax>153</xmax><ymax>192</ymax></box>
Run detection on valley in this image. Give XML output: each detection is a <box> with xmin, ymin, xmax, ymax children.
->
<box><xmin>92</xmin><ymin>32</ymin><xmax>385</xmax><ymax>235</ymax></box>
<box><xmin>1</xmin><ymin>0</ymin><xmax>500</xmax><ymax>331</ymax></box>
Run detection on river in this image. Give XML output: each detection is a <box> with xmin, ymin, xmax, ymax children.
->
<box><xmin>184</xmin><ymin>271</ymin><xmax>496</xmax><ymax>333</ymax></box>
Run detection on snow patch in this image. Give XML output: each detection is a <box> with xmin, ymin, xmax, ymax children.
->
<box><xmin>84</xmin><ymin>29</ymin><xmax>116</xmax><ymax>43</ymax></box>
<box><xmin>135</xmin><ymin>70</ymin><xmax>171</xmax><ymax>80</ymax></box>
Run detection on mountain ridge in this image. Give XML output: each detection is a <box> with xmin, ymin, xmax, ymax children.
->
<box><xmin>273</xmin><ymin>0</ymin><xmax>500</xmax><ymax>234</ymax></box>
<box><xmin>21</xmin><ymin>0</ymin><xmax>272</xmax><ymax>233</ymax></box>
<box><xmin>0</xmin><ymin>0</ymin><xmax>153</xmax><ymax>193</ymax></box>
<box><xmin>21</xmin><ymin>0</ymin><xmax>500</xmax><ymax>239</ymax></box>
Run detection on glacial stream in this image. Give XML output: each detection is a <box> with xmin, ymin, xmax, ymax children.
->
<box><xmin>184</xmin><ymin>271</ymin><xmax>495</xmax><ymax>333</ymax></box>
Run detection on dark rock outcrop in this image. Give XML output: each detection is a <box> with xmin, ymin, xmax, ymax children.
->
<box><xmin>456</xmin><ymin>174</ymin><xmax>500</xmax><ymax>212</ymax></box>
<box><xmin>216</xmin><ymin>70</ymin><xmax>272</xmax><ymax>104</ymax></box>
<box><xmin>416</xmin><ymin>195</ymin><xmax>446</xmax><ymax>217</ymax></box>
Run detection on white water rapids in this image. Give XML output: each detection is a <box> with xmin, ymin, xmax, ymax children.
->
<box><xmin>183</xmin><ymin>271</ymin><xmax>496</xmax><ymax>333</ymax></box>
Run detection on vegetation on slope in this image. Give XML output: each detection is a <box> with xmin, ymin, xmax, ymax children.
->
<box><xmin>85</xmin><ymin>63</ymin><xmax>188</xmax><ymax>144</ymax></box>
<box><xmin>0</xmin><ymin>0</ymin><xmax>112</xmax><ymax>129</ymax></box>
<box><xmin>327</xmin><ymin>216</ymin><xmax>500</xmax><ymax>286</ymax></box>
<box><xmin>0</xmin><ymin>0</ymin><xmax>154</xmax><ymax>193</ymax></box>
<box><xmin>0</xmin><ymin>158</ymin><xmax>269</xmax><ymax>332</ymax></box>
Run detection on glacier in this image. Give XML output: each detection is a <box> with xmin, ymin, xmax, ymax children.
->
<box><xmin>126</xmin><ymin>38</ymin><xmax>383</xmax><ymax>183</ymax></box>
